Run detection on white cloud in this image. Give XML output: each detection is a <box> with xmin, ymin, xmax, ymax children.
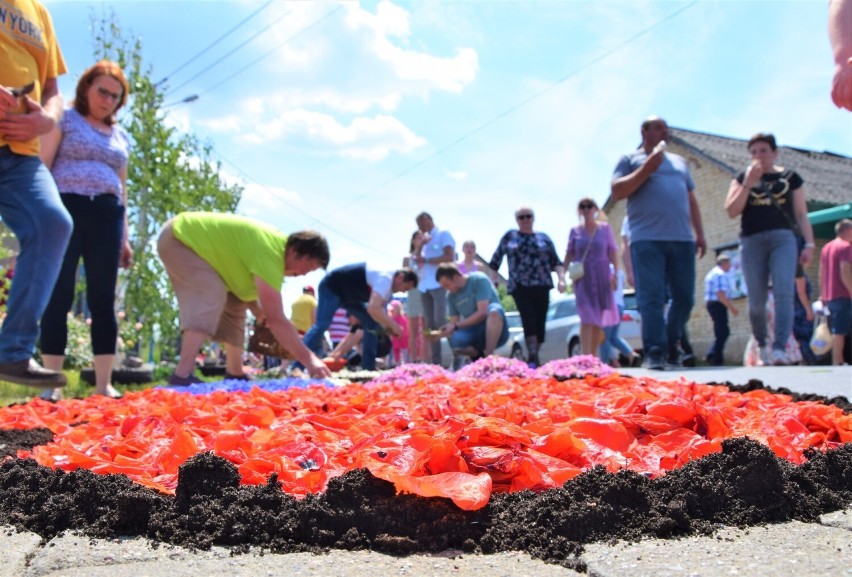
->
<box><xmin>446</xmin><ymin>170</ymin><xmax>468</xmax><ymax>180</ymax></box>
<box><xmin>196</xmin><ymin>0</ymin><xmax>477</xmax><ymax>160</ymax></box>
<box><xmin>238</xmin><ymin>181</ymin><xmax>305</xmax><ymax>219</ymax></box>
<box><xmin>228</xmin><ymin>108</ymin><xmax>426</xmax><ymax>161</ymax></box>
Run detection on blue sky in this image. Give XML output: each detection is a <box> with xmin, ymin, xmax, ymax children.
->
<box><xmin>45</xmin><ymin>0</ymin><xmax>851</xmax><ymax>305</ymax></box>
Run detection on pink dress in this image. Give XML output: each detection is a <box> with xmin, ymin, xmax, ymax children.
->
<box><xmin>390</xmin><ymin>312</ymin><xmax>409</xmax><ymax>362</ymax></box>
<box><xmin>567</xmin><ymin>222</ymin><xmax>619</xmax><ymax>327</ymax></box>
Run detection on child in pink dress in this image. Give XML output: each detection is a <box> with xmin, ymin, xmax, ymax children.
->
<box><xmin>388</xmin><ymin>300</ymin><xmax>409</xmax><ymax>366</ymax></box>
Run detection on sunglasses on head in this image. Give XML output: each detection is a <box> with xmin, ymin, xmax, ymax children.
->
<box><xmin>516</xmin><ymin>214</ymin><xmax>533</xmax><ymax>220</ymax></box>
<box><xmin>579</xmin><ymin>204</ymin><xmax>595</xmax><ymax>210</ymax></box>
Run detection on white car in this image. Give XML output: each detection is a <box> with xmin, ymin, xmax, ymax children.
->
<box><xmin>538</xmin><ymin>295</ymin><xmax>583</xmax><ymax>363</ymax></box>
<box><xmin>620</xmin><ymin>288</ymin><xmax>643</xmax><ymax>354</ymax></box>
<box><xmin>495</xmin><ymin>311</ymin><xmax>527</xmax><ymax>361</ymax></box>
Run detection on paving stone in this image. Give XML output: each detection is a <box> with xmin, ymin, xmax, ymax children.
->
<box><xmin>821</xmin><ymin>506</ymin><xmax>852</xmax><ymax>531</ymax></box>
<box><xmin>582</xmin><ymin>520</ymin><xmax>852</xmax><ymax>577</ymax></box>
<box><xmin>0</xmin><ymin>526</ymin><xmax>42</xmax><ymax>577</ymax></box>
<box><xmin>23</xmin><ymin>533</ymin><xmax>580</xmax><ymax>577</ymax></box>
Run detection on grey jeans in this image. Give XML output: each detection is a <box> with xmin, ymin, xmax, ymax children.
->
<box><xmin>420</xmin><ymin>287</ymin><xmax>448</xmax><ymax>365</ymax></box>
<box><xmin>740</xmin><ymin>228</ymin><xmax>798</xmax><ymax>351</ymax></box>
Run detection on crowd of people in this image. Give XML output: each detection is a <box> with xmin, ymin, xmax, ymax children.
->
<box><xmin>0</xmin><ymin>1</ymin><xmax>850</xmax><ymax>399</ymax></box>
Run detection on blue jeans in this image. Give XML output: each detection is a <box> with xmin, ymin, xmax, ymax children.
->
<box><xmin>0</xmin><ymin>148</ymin><xmax>73</xmax><ymax>363</ymax></box>
<box><xmin>740</xmin><ymin>229</ymin><xmax>797</xmax><ymax>351</ymax></box>
<box><xmin>448</xmin><ymin>302</ymin><xmax>509</xmax><ymax>354</ymax></box>
<box><xmin>302</xmin><ymin>279</ymin><xmax>381</xmax><ymax>370</ymax></box>
<box><xmin>41</xmin><ymin>194</ymin><xmax>125</xmax><ymax>355</ymax></box>
<box><xmin>631</xmin><ymin>240</ymin><xmax>695</xmax><ymax>357</ymax></box>
<box><xmin>599</xmin><ymin>304</ymin><xmax>632</xmax><ymax>362</ymax></box>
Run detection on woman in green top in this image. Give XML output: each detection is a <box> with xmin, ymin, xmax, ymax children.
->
<box><xmin>157</xmin><ymin>212</ymin><xmax>332</xmax><ymax>382</ymax></box>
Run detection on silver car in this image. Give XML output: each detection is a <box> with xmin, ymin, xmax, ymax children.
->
<box><xmin>620</xmin><ymin>288</ymin><xmax>643</xmax><ymax>354</ymax></box>
<box><xmin>495</xmin><ymin>310</ymin><xmax>526</xmax><ymax>360</ymax></box>
<box><xmin>538</xmin><ymin>295</ymin><xmax>582</xmax><ymax>363</ymax></box>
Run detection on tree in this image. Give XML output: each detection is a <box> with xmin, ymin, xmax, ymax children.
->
<box><xmin>496</xmin><ymin>284</ymin><xmax>516</xmax><ymax>312</ymax></box>
<box><xmin>90</xmin><ymin>14</ymin><xmax>243</xmax><ymax>348</ymax></box>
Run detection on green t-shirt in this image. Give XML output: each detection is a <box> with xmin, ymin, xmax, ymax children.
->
<box><xmin>447</xmin><ymin>272</ymin><xmax>500</xmax><ymax>319</ymax></box>
<box><xmin>172</xmin><ymin>212</ymin><xmax>287</xmax><ymax>301</ymax></box>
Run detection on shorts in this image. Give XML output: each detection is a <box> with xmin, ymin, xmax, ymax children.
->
<box><xmin>405</xmin><ymin>288</ymin><xmax>424</xmax><ymax>318</ymax></box>
<box><xmin>157</xmin><ymin>220</ymin><xmax>248</xmax><ymax>347</ymax></box>
<box><xmin>827</xmin><ymin>298</ymin><xmax>851</xmax><ymax>335</ymax></box>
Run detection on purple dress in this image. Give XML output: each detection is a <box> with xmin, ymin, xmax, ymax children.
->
<box><xmin>567</xmin><ymin>222</ymin><xmax>619</xmax><ymax>327</ymax></box>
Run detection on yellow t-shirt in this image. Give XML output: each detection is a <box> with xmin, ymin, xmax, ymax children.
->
<box><xmin>172</xmin><ymin>212</ymin><xmax>287</xmax><ymax>302</ymax></box>
<box><xmin>290</xmin><ymin>293</ymin><xmax>317</xmax><ymax>333</ymax></box>
<box><xmin>0</xmin><ymin>0</ymin><xmax>67</xmax><ymax>155</ymax></box>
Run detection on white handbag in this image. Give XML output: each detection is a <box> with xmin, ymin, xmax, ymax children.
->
<box><xmin>810</xmin><ymin>314</ymin><xmax>832</xmax><ymax>357</ymax></box>
<box><xmin>568</xmin><ymin>261</ymin><xmax>585</xmax><ymax>281</ymax></box>
<box><xmin>568</xmin><ymin>226</ymin><xmax>597</xmax><ymax>282</ymax></box>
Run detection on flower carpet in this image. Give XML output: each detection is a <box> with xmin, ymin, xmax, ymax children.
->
<box><xmin>0</xmin><ymin>357</ymin><xmax>849</xmax><ymax>511</ymax></box>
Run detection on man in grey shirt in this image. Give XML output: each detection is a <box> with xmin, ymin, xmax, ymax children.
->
<box><xmin>610</xmin><ymin>116</ymin><xmax>706</xmax><ymax>369</ymax></box>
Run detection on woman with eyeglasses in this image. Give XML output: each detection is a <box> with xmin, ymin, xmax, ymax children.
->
<box><xmin>564</xmin><ymin>198</ymin><xmax>620</xmax><ymax>357</ymax></box>
<box><xmin>38</xmin><ymin>61</ymin><xmax>133</xmax><ymax>400</ymax></box>
<box><xmin>489</xmin><ymin>206</ymin><xmax>566</xmax><ymax>366</ymax></box>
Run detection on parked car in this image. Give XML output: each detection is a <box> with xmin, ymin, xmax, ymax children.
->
<box><xmin>495</xmin><ymin>311</ymin><xmax>526</xmax><ymax>360</ymax></box>
<box><xmin>620</xmin><ymin>288</ymin><xmax>643</xmax><ymax>354</ymax></box>
<box><xmin>537</xmin><ymin>295</ymin><xmax>582</xmax><ymax>363</ymax></box>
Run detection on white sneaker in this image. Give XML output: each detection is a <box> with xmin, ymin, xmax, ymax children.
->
<box><xmin>38</xmin><ymin>387</ymin><xmax>63</xmax><ymax>402</ymax></box>
<box><xmin>772</xmin><ymin>349</ymin><xmax>789</xmax><ymax>366</ymax></box>
<box><xmin>758</xmin><ymin>346</ymin><xmax>770</xmax><ymax>366</ymax></box>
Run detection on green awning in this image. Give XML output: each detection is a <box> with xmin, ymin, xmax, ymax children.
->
<box><xmin>809</xmin><ymin>204</ymin><xmax>852</xmax><ymax>239</ymax></box>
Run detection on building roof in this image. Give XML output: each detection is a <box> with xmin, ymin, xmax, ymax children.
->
<box><xmin>669</xmin><ymin>127</ymin><xmax>852</xmax><ymax>207</ymax></box>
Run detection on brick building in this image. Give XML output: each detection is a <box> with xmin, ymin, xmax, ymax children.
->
<box><xmin>603</xmin><ymin>127</ymin><xmax>852</xmax><ymax>364</ymax></box>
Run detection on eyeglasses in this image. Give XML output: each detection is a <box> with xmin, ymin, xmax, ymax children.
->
<box><xmin>516</xmin><ymin>214</ymin><xmax>533</xmax><ymax>220</ymax></box>
<box><xmin>578</xmin><ymin>204</ymin><xmax>595</xmax><ymax>210</ymax></box>
<box><xmin>96</xmin><ymin>86</ymin><xmax>122</xmax><ymax>102</ymax></box>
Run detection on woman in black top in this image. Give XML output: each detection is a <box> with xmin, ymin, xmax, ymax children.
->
<box><xmin>724</xmin><ymin>133</ymin><xmax>815</xmax><ymax>366</ymax></box>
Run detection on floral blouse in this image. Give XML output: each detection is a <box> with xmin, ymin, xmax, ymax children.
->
<box><xmin>489</xmin><ymin>230</ymin><xmax>561</xmax><ymax>293</ymax></box>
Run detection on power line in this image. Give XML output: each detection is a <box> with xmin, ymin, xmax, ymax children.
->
<box><xmin>211</xmin><ymin>147</ymin><xmax>397</xmax><ymax>258</ymax></box>
<box><xmin>156</xmin><ymin>0</ymin><xmax>275</xmax><ymax>87</ymax></box>
<box><xmin>193</xmin><ymin>5</ymin><xmax>344</xmax><ymax>99</ymax></box>
<box><xmin>322</xmin><ymin>1</ymin><xmax>699</xmax><ymax>219</ymax></box>
<box><xmin>167</xmin><ymin>6</ymin><xmax>294</xmax><ymax>97</ymax></box>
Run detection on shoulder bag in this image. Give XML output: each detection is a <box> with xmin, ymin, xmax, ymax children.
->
<box><xmin>568</xmin><ymin>226</ymin><xmax>597</xmax><ymax>282</ymax></box>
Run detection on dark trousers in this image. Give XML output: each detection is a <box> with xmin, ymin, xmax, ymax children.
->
<box><xmin>512</xmin><ymin>285</ymin><xmax>550</xmax><ymax>343</ymax></box>
<box><xmin>41</xmin><ymin>194</ymin><xmax>124</xmax><ymax>356</ymax></box>
<box><xmin>705</xmin><ymin>300</ymin><xmax>729</xmax><ymax>366</ymax></box>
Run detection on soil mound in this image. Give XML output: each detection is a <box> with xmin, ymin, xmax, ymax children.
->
<box><xmin>0</xmin><ymin>435</ymin><xmax>849</xmax><ymax>571</ymax></box>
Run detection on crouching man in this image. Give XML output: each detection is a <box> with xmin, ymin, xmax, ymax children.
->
<box><xmin>302</xmin><ymin>264</ymin><xmax>418</xmax><ymax>370</ymax></box>
<box><xmin>157</xmin><ymin>212</ymin><xmax>332</xmax><ymax>383</ymax></box>
<box><xmin>436</xmin><ymin>263</ymin><xmax>509</xmax><ymax>365</ymax></box>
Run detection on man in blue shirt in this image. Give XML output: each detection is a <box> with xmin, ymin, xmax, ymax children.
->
<box><xmin>611</xmin><ymin>116</ymin><xmax>707</xmax><ymax>370</ymax></box>
<box><xmin>436</xmin><ymin>263</ymin><xmax>509</xmax><ymax>364</ymax></box>
<box><xmin>703</xmin><ymin>253</ymin><xmax>738</xmax><ymax>366</ymax></box>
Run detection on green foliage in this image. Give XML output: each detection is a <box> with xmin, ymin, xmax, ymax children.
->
<box><xmin>116</xmin><ymin>311</ymin><xmax>144</xmax><ymax>353</ymax></box>
<box><xmin>89</xmin><ymin>13</ymin><xmax>244</xmax><ymax>346</ymax></box>
<box><xmin>497</xmin><ymin>283</ymin><xmax>517</xmax><ymax>312</ymax></box>
<box><xmin>64</xmin><ymin>315</ymin><xmax>94</xmax><ymax>370</ymax></box>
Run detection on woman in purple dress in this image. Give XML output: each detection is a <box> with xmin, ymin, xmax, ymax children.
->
<box><xmin>564</xmin><ymin>198</ymin><xmax>620</xmax><ymax>357</ymax></box>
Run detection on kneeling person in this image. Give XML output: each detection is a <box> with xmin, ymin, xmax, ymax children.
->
<box><xmin>157</xmin><ymin>212</ymin><xmax>332</xmax><ymax>382</ymax></box>
<box><xmin>303</xmin><ymin>264</ymin><xmax>418</xmax><ymax>370</ymax></box>
<box><xmin>436</xmin><ymin>263</ymin><xmax>509</xmax><ymax>362</ymax></box>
